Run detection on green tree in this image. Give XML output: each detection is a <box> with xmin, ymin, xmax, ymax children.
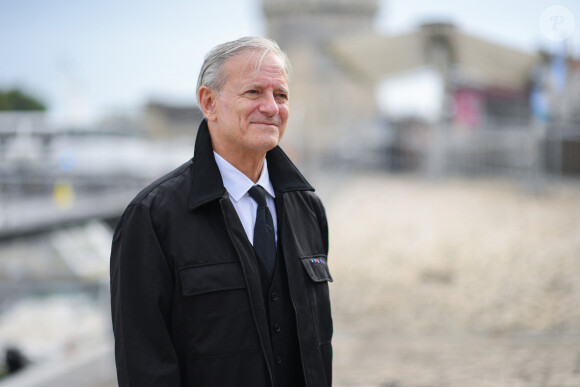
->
<box><xmin>0</xmin><ymin>89</ymin><xmax>46</xmax><ymax>111</ymax></box>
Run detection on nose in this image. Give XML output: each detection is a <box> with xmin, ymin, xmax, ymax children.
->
<box><xmin>258</xmin><ymin>93</ymin><xmax>279</xmax><ymax>117</ymax></box>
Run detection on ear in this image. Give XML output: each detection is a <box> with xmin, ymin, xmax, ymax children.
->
<box><xmin>198</xmin><ymin>86</ymin><xmax>218</xmax><ymax>122</ymax></box>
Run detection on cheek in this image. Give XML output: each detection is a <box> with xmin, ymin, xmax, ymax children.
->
<box><xmin>278</xmin><ymin>125</ymin><xmax>286</xmax><ymax>140</ymax></box>
<box><xmin>280</xmin><ymin>105</ymin><xmax>290</xmax><ymax>122</ymax></box>
<box><xmin>279</xmin><ymin>108</ymin><xmax>289</xmax><ymax>138</ymax></box>
<box><xmin>243</xmin><ymin>103</ymin><xmax>262</xmax><ymax>120</ymax></box>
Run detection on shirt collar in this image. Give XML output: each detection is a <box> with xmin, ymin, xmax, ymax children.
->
<box><xmin>189</xmin><ymin>119</ymin><xmax>313</xmax><ymax>211</ymax></box>
<box><xmin>213</xmin><ymin>151</ymin><xmax>276</xmax><ymax>203</ymax></box>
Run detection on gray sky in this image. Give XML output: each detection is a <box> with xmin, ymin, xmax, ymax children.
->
<box><xmin>1</xmin><ymin>0</ymin><xmax>578</xmax><ymax>125</ymax></box>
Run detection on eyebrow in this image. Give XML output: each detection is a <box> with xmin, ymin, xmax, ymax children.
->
<box><xmin>246</xmin><ymin>83</ymin><xmax>289</xmax><ymax>94</ymax></box>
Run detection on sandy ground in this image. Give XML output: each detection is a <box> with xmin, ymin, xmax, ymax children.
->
<box><xmin>4</xmin><ymin>173</ymin><xmax>580</xmax><ymax>386</ymax></box>
<box><xmin>324</xmin><ymin>173</ymin><xmax>580</xmax><ymax>386</ymax></box>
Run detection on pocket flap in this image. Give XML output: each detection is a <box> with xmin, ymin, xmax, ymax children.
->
<box><xmin>179</xmin><ymin>261</ymin><xmax>246</xmax><ymax>296</ymax></box>
<box><xmin>300</xmin><ymin>255</ymin><xmax>333</xmax><ymax>283</ymax></box>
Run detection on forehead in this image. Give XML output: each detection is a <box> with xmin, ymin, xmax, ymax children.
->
<box><xmin>223</xmin><ymin>51</ymin><xmax>287</xmax><ymax>86</ymax></box>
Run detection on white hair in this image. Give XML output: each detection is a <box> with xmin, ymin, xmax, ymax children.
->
<box><xmin>196</xmin><ymin>36</ymin><xmax>291</xmax><ymax>102</ymax></box>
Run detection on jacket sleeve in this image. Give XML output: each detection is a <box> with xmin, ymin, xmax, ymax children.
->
<box><xmin>110</xmin><ymin>203</ymin><xmax>181</xmax><ymax>386</ymax></box>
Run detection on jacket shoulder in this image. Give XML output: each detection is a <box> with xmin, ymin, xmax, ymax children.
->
<box><xmin>298</xmin><ymin>190</ymin><xmax>326</xmax><ymax>214</ymax></box>
<box><xmin>128</xmin><ymin>159</ymin><xmax>193</xmax><ymax>208</ymax></box>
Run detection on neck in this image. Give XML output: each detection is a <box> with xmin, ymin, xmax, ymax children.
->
<box><xmin>221</xmin><ymin>151</ymin><xmax>266</xmax><ymax>183</ymax></box>
<box><xmin>207</xmin><ymin>124</ymin><xmax>270</xmax><ymax>183</ymax></box>
<box><xmin>212</xmin><ymin>143</ymin><xmax>266</xmax><ymax>183</ymax></box>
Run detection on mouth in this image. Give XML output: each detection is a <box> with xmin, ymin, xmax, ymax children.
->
<box><xmin>252</xmin><ymin>121</ymin><xmax>279</xmax><ymax>128</ymax></box>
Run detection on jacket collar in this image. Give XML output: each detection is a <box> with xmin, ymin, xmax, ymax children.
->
<box><xmin>189</xmin><ymin>119</ymin><xmax>314</xmax><ymax>210</ymax></box>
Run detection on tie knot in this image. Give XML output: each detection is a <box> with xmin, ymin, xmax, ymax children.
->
<box><xmin>248</xmin><ymin>185</ymin><xmax>268</xmax><ymax>207</ymax></box>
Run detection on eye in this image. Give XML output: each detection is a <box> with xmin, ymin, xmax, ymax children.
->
<box><xmin>276</xmin><ymin>93</ymin><xmax>288</xmax><ymax>101</ymax></box>
<box><xmin>245</xmin><ymin>89</ymin><xmax>259</xmax><ymax>96</ymax></box>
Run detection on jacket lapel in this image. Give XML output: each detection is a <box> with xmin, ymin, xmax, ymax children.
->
<box><xmin>188</xmin><ymin>119</ymin><xmax>226</xmax><ymax>210</ymax></box>
<box><xmin>188</xmin><ymin>119</ymin><xmax>280</xmax><ymax>383</ymax></box>
<box><xmin>267</xmin><ymin>144</ymin><xmax>314</xmax><ymax>194</ymax></box>
<box><xmin>188</xmin><ymin>118</ymin><xmax>315</xmax><ymax>212</ymax></box>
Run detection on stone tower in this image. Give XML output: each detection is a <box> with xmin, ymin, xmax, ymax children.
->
<box><xmin>263</xmin><ymin>0</ymin><xmax>379</xmax><ymax>166</ymax></box>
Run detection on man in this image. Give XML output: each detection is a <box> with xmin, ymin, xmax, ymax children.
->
<box><xmin>110</xmin><ymin>36</ymin><xmax>333</xmax><ymax>387</ymax></box>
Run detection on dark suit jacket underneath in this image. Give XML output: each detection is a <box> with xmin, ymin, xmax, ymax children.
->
<box><xmin>110</xmin><ymin>120</ymin><xmax>333</xmax><ymax>386</ymax></box>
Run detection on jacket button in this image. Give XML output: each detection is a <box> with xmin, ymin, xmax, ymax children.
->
<box><xmin>273</xmin><ymin>323</ymin><xmax>281</xmax><ymax>332</ymax></box>
<box><xmin>271</xmin><ymin>292</ymin><xmax>279</xmax><ymax>301</ymax></box>
<box><xmin>276</xmin><ymin>356</ymin><xmax>282</xmax><ymax>364</ymax></box>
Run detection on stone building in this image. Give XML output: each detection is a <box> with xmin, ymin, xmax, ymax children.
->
<box><xmin>262</xmin><ymin>0</ymin><xmax>546</xmax><ymax>174</ymax></box>
<box><xmin>263</xmin><ymin>0</ymin><xmax>380</xmax><ymax>165</ymax></box>
<box><xmin>143</xmin><ymin>100</ymin><xmax>204</xmax><ymax>139</ymax></box>
<box><xmin>330</xmin><ymin>22</ymin><xmax>539</xmax><ymax>128</ymax></box>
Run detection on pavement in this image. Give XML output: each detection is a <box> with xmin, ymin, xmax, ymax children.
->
<box><xmin>325</xmin><ymin>173</ymin><xmax>580</xmax><ymax>387</ymax></box>
<box><xmin>333</xmin><ymin>327</ymin><xmax>580</xmax><ymax>386</ymax></box>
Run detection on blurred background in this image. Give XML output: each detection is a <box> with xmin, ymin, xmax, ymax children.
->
<box><xmin>1</xmin><ymin>0</ymin><xmax>579</xmax><ymax>386</ymax></box>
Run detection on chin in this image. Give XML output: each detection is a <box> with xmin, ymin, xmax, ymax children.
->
<box><xmin>263</xmin><ymin>138</ymin><xmax>281</xmax><ymax>151</ymax></box>
<box><xmin>253</xmin><ymin>135</ymin><xmax>280</xmax><ymax>153</ymax></box>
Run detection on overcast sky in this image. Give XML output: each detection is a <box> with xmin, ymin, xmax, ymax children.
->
<box><xmin>1</xmin><ymin>0</ymin><xmax>578</xmax><ymax>125</ymax></box>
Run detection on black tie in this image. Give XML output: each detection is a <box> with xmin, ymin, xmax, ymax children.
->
<box><xmin>248</xmin><ymin>185</ymin><xmax>276</xmax><ymax>278</ymax></box>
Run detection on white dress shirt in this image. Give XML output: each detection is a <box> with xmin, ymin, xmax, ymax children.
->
<box><xmin>213</xmin><ymin>151</ymin><xmax>278</xmax><ymax>245</ymax></box>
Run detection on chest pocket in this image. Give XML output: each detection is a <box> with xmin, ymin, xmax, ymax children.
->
<box><xmin>301</xmin><ymin>255</ymin><xmax>333</xmax><ymax>345</ymax></box>
<box><xmin>179</xmin><ymin>261</ymin><xmax>260</xmax><ymax>358</ymax></box>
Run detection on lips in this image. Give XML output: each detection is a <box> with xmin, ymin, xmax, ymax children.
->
<box><xmin>252</xmin><ymin>121</ymin><xmax>279</xmax><ymax>127</ymax></box>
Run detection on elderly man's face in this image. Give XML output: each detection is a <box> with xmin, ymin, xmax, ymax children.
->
<box><xmin>208</xmin><ymin>51</ymin><xmax>289</xmax><ymax>156</ymax></box>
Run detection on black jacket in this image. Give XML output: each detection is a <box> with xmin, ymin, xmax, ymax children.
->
<box><xmin>110</xmin><ymin>120</ymin><xmax>333</xmax><ymax>386</ymax></box>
